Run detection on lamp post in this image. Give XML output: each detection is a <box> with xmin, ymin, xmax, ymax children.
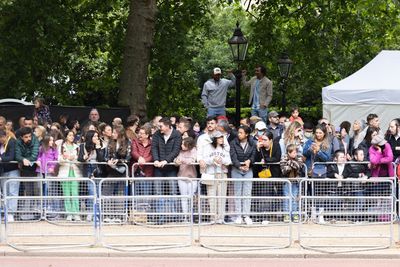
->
<box><xmin>277</xmin><ymin>52</ymin><xmax>293</xmax><ymax>114</ymax></box>
<box><xmin>228</xmin><ymin>21</ymin><xmax>248</xmax><ymax>126</ymax></box>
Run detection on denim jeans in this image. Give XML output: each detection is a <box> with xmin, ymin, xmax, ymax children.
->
<box><xmin>1</xmin><ymin>169</ymin><xmax>20</xmax><ymax>212</ymax></box>
<box><xmin>207</xmin><ymin>107</ymin><xmax>226</xmax><ymax>117</ymax></box>
<box><xmin>231</xmin><ymin>168</ymin><xmax>253</xmax><ymax>216</ymax></box>
<box><xmin>85</xmin><ymin>164</ymin><xmax>98</xmax><ymax>213</ymax></box>
<box><xmin>251</xmin><ymin>107</ymin><xmax>268</xmax><ymax>123</ymax></box>
<box><xmin>283</xmin><ymin>181</ymin><xmax>299</xmax><ymax>214</ymax></box>
<box><xmin>153</xmin><ymin>168</ymin><xmax>179</xmax><ymax>223</ymax></box>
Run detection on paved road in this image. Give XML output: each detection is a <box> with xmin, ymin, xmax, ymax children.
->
<box><xmin>0</xmin><ymin>257</ymin><xmax>400</xmax><ymax>267</ymax></box>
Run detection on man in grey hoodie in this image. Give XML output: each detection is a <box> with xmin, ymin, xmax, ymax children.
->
<box><xmin>201</xmin><ymin>67</ymin><xmax>235</xmax><ymax>117</ymax></box>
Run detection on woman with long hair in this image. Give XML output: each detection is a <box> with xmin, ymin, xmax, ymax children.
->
<box><xmin>102</xmin><ymin>125</ymin><xmax>131</xmax><ymax>223</ymax></box>
<box><xmin>303</xmin><ymin>124</ymin><xmax>332</xmax><ymax>176</ymax></box>
<box><xmin>201</xmin><ymin>131</ymin><xmax>231</xmax><ymax>224</ymax></box>
<box><xmin>357</xmin><ymin>126</ymin><xmax>379</xmax><ymax>161</ymax></box>
<box><xmin>78</xmin><ymin>130</ymin><xmax>106</xmax><ymax>221</ymax></box>
<box><xmin>58</xmin><ymin>131</ymin><xmax>82</xmax><ymax>221</ymax></box>
<box><xmin>229</xmin><ymin>125</ymin><xmax>256</xmax><ymax>225</ymax></box>
<box><xmin>386</xmin><ymin>118</ymin><xmax>400</xmax><ymax>161</ymax></box>
<box><xmin>279</xmin><ymin>121</ymin><xmax>305</xmax><ymax>157</ymax></box>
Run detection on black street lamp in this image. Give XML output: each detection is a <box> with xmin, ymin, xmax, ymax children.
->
<box><xmin>277</xmin><ymin>52</ymin><xmax>293</xmax><ymax>114</ymax></box>
<box><xmin>228</xmin><ymin>21</ymin><xmax>248</xmax><ymax>126</ymax></box>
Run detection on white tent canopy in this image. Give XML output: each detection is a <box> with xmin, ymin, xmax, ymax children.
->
<box><xmin>322</xmin><ymin>50</ymin><xmax>400</xmax><ymax>130</ymax></box>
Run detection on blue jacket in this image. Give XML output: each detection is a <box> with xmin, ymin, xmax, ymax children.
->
<box><xmin>302</xmin><ymin>139</ymin><xmax>332</xmax><ymax>170</ymax></box>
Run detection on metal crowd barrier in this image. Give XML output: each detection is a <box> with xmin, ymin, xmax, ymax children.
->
<box><xmin>44</xmin><ymin>161</ymin><xmax>129</xmax><ymax>227</ymax></box>
<box><xmin>4</xmin><ymin>177</ymin><xmax>97</xmax><ymax>251</ymax></box>
<box><xmin>197</xmin><ymin>178</ymin><xmax>293</xmax><ymax>252</ymax></box>
<box><xmin>1</xmin><ymin>158</ymin><xmax>399</xmax><ymax>253</ymax></box>
<box><xmin>298</xmin><ymin>178</ymin><xmax>395</xmax><ymax>254</ymax></box>
<box><xmin>98</xmin><ymin>177</ymin><xmax>194</xmax><ymax>252</ymax></box>
<box><xmin>0</xmin><ymin>161</ymin><xmax>32</xmax><ymax>243</ymax></box>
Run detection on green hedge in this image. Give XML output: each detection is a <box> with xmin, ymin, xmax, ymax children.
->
<box><xmin>226</xmin><ymin>105</ymin><xmax>322</xmax><ymax>124</ymax></box>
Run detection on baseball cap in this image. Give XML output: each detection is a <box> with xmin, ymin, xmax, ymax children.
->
<box><xmin>268</xmin><ymin>111</ymin><xmax>279</xmax><ymax>118</ymax></box>
<box><xmin>255</xmin><ymin>121</ymin><xmax>267</xmax><ymax>130</ymax></box>
<box><xmin>211</xmin><ymin>131</ymin><xmax>224</xmax><ymax>138</ymax></box>
<box><xmin>213</xmin><ymin>67</ymin><xmax>222</xmax><ymax>75</ymax></box>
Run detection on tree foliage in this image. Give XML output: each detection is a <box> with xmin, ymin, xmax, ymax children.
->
<box><xmin>247</xmin><ymin>0</ymin><xmax>400</xmax><ymax>110</ymax></box>
<box><xmin>0</xmin><ymin>0</ymin><xmax>128</xmax><ymax>106</ymax></box>
<box><xmin>0</xmin><ymin>0</ymin><xmax>400</xmax><ymax>120</ymax></box>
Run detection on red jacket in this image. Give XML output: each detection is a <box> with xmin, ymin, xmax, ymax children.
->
<box><xmin>131</xmin><ymin>138</ymin><xmax>153</xmax><ymax>177</ymax></box>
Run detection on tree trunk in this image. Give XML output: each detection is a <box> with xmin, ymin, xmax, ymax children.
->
<box><xmin>118</xmin><ymin>0</ymin><xmax>157</xmax><ymax>118</ymax></box>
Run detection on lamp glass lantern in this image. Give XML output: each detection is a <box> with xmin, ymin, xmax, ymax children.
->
<box><xmin>228</xmin><ymin>22</ymin><xmax>248</xmax><ymax>62</ymax></box>
<box><xmin>277</xmin><ymin>53</ymin><xmax>293</xmax><ymax>79</ymax></box>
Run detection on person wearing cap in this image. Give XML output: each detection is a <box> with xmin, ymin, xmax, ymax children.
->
<box><xmin>201</xmin><ymin>67</ymin><xmax>235</xmax><ymax>117</ymax></box>
<box><xmin>267</xmin><ymin>111</ymin><xmax>284</xmax><ymax>140</ymax></box>
<box><xmin>369</xmin><ymin>133</ymin><xmax>394</xmax><ymax>178</ymax></box>
<box><xmin>197</xmin><ymin>116</ymin><xmax>230</xmax><ymax>172</ymax></box>
<box><xmin>369</xmin><ymin>133</ymin><xmax>394</xmax><ymax>222</ymax></box>
<box><xmin>252</xmin><ymin>121</ymin><xmax>267</xmax><ymax>143</ymax></box>
<box><xmin>242</xmin><ymin>65</ymin><xmax>273</xmax><ymax>123</ymax></box>
<box><xmin>201</xmin><ymin>130</ymin><xmax>231</xmax><ymax>224</ymax></box>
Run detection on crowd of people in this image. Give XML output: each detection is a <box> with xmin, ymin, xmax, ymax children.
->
<box><xmin>0</xmin><ymin>95</ymin><xmax>398</xmax><ymax>225</ymax></box>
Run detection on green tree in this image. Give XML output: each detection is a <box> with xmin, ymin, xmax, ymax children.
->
<box><xmin>248</xmin><ymin>0</ymin><xmax>400</xmax><ymax>113</ymax></box>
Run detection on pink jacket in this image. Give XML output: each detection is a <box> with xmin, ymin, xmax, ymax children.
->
<box><xmin>369</xmin><ymin>143</ymin><xmax>394</xmax><ymax>178</ymax></box>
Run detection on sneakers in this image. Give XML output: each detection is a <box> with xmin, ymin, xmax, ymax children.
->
<box><xmin>216</xmin><ymin>219</ymin><xmax>224</xmax><ymax>224</ymax></box>
<box><xmin>86</xmin><ymin>214</ymin><xmax>93</xmax><ymax>222</ymax></box>
<box><xmin>111</xmin><ymin>217</ymin><xmax>122</xmax><ymax>224</ymax></box>
<box><xmin>293</xmin><ymin>215</ymin><xmax>299</xmax><ymax>223</ymax></box>
<box><xmin>73</xmin><ymin>215</ymin><xmax>81</xmax><ymax>222</ymax></box>
<box><xmin>8</xmin><ymin>214</ymin><xmax>14</xmax><ymax>222</ymax></box>
<box><xmin>283</xmin><ymin>215</ymin><xmax>291</xmax><ymax>223</ymax></box>
<box><xmin>103</xmin><ymin>217</ymin><xmax>112</xmax><ymax>223</ymax></box>
<box><xmin>234</xmin><ymin>216</ymin><xmax>243</xmax><ymax>224</ymax></box>
<box><xmin>318</xmin><ymin>215</ymin><xmax>326</xmax><ymax>224</ymax></box>
<box><xmin>66</xmin><ymin>215</ymin><xmax>73</xmax><ymax>221</ymax></box>
<box><xmin>244</xmin><ymin>216</ymin><xmax>253</xmax><ymax>225</ymax></box>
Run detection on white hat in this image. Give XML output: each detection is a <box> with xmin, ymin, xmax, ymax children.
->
<box><xmin>213</xmin><ymin>67</ymin><xmax>222</xmax><ymax>75</ymax></box>
<box><xmin>255</xmin><ymin>121</ymin><xmax>267</xmax><ymax>130</ymax></box>
<box><xmin>211</xmin><ymin>131</ymin><xmax>224</xmax><ymax>138</ymax></box>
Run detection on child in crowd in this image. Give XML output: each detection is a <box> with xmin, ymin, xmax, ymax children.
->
<box><xmin>289</xmin><ymin>106</ymin><xmax>303</xmax><ymax>125</ymax></box>
<box><xmin>345</xmin><ymin>149</ymin><xmax>370</xmax><ymax>220</ymax></box>
<box><xmin>327</xmin><ymin>150</ymin><xmax>348</xmax><ymax>187</ymax></box>
<box><xmin>36</xmin><ymin>135</ymin><xmax>58</xmax><ymax>178</ymax></box>
<box><xmin>319</xmin><ymin>150</ymin><xmax>349</xmax><ymax>223</ymax></box>
<box><xmin>33</xmin><ymin>97</ymin><xmax>52</xmax><ymax>127</ymax></box>
<box><xmin>36</xmin><ymin>134</ymin><xmax>60</xmax><ymax>217</ymax></box>
<box><xmin>280</xmin><ymin>144</ymin><xmax>303</xmax><ymax>222</ymax></box>
<box><xmin>175</xmin><ymin>137</ymin><xmax>198</xmax><ymax>222</ymax></box>
<box><xmin>346</xmin><ymin>149</ymin><xmax>370</xmax><ymax>179</ymax></box>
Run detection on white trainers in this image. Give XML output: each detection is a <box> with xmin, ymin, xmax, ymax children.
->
<box><xmin>8</xmin><ymin>214</ymin><xmax>14</xmax><ymax>222</ymax></box>
<box><xmin>86</xmin><ymin>214</ymin><xmax>93</xmax><ymax>222</ymax></box>
<box><xmin>234</xmin><ymin>216</ymin><xmax>243</xmax><ymax>224</ymax></box>
<box><xmin>244</xmin><ymin>216</ymin><xmax>253</xmax><ymax>225</ymax></box>
<box><xmin>73</xmin><ymin>215</ymin><xmax>81</xmax><ymax>221</ymax></box>
<box><xmin>103</xmin><ymin>217</ymin><xmax>111</xmax><ymax>223</ymax></box>
<box><xmin>261</xmin><ymin>220</ymin><xmax>270</xmax><ymax>225</ymax></box>
<box><xmin>66</xmin><ymin>215</ymin><xmax>73</xmax><ymax>221</ymax></box>
<box><xmin>216</xmin><ymin>219</ymin><xmax>224</xmax><ymax>224</ymax></box>
<box><xmin>112</xmin><ymin>217</ymin><xmax>122</xmax><ymax>224</ymax></box>
<box><xmin>318</xmin><ymin>215</ymin><xmax>326</xmax><ymax>224</ymax></box>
